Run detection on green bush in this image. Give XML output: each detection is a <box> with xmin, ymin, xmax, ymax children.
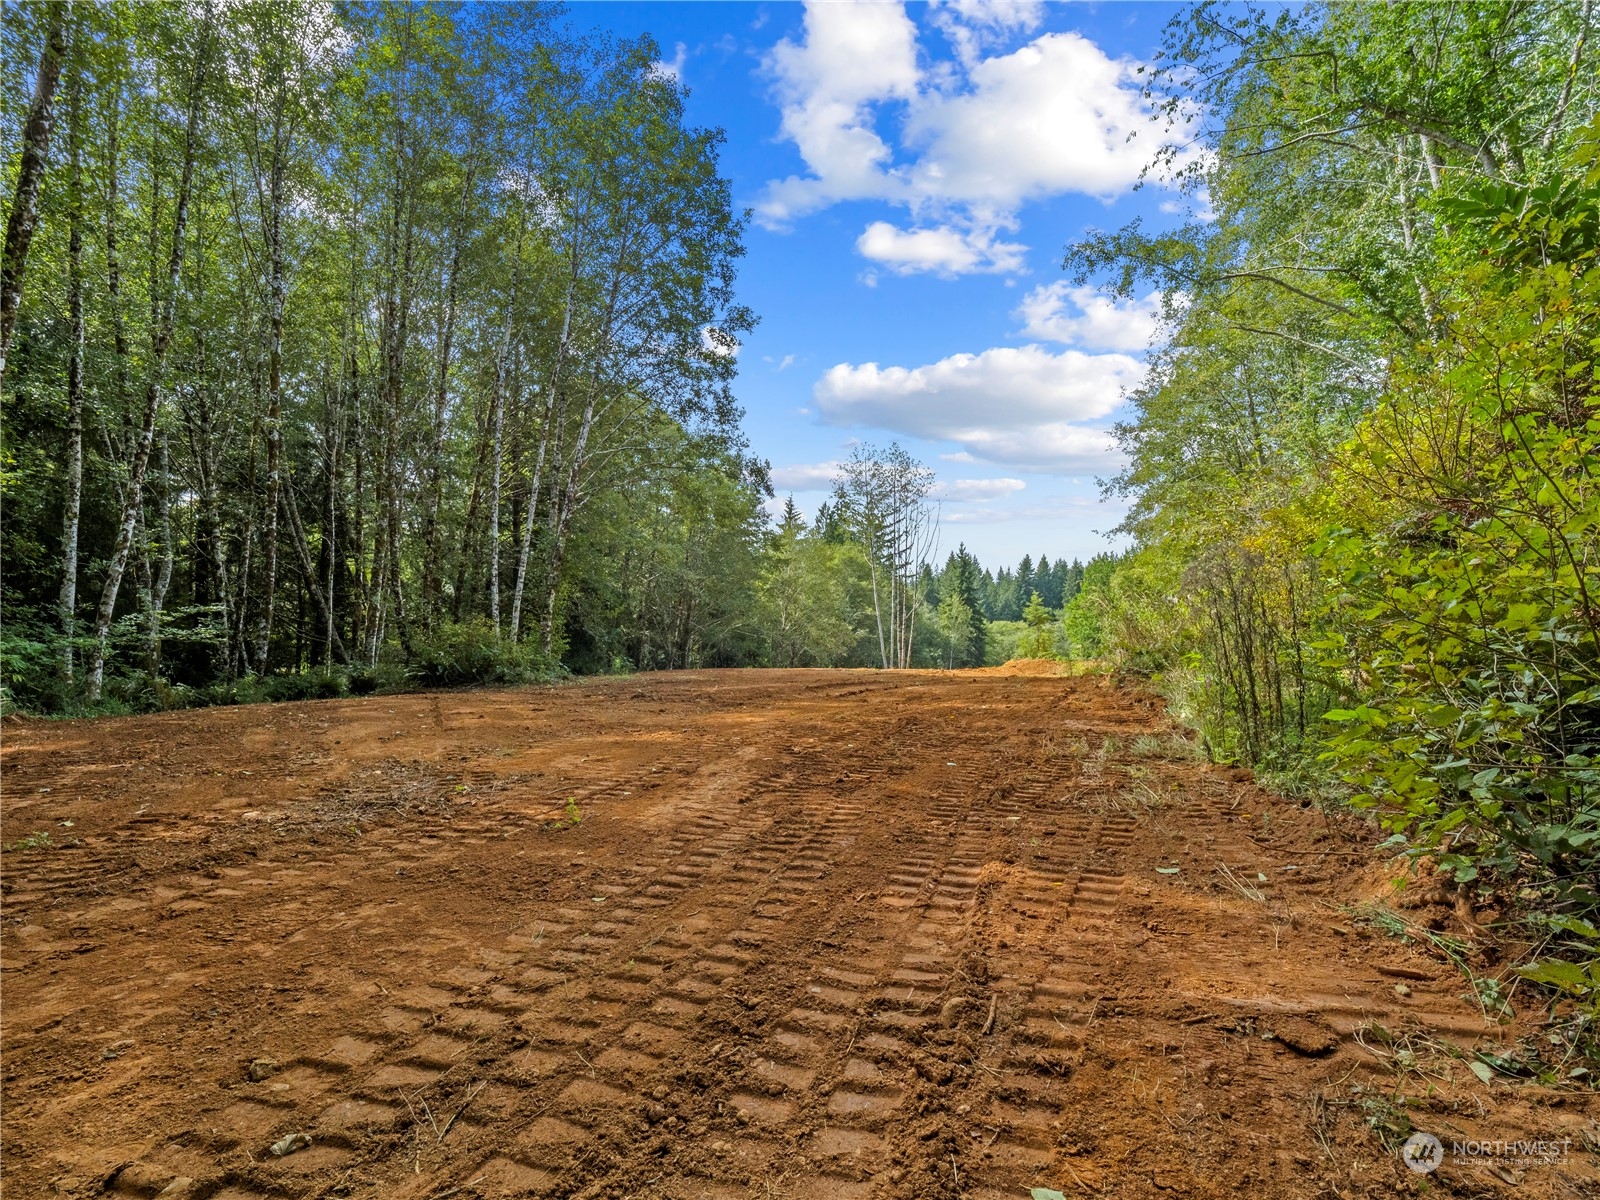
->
<box><xmin>1317</xmin><ymin>217</ymin><xmax>1600</xmax><ymax>929</ymax></box>
<box><xmin>0</xmin><ymin>628</ymin><xmax>65</xmax><ymax>714</ymax></box>
<box><xmin>407</xmin><ymin>620</ymin><xmax>552</xmax><ymax>687</ymax></box>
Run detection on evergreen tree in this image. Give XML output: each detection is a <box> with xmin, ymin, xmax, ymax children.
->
<box><xmin>940</xmin><ymin>543</ymin><xmax>987</xmax><ymax>667</ymax></box>
<box><xmin>1018</xmin><ymin>589</ymin><xmax>1056</xmax><ymax>658</ymax></box>
<box><xmin>1061</xmin><ymin>559</ymin><xmax>1085</xmax><ymax>606</ymax></box>
<box><xmin>813</xmin><ymin>500</ymin><xmax>849</xmax><ymax>544</ymax></box>
<box><xmin>1015</xmin><ymin>554</ymin><xmax>1034</xmax><ymax>609</ymax></box>
<box><xmin>779</xmin><ymin>495</ymin><xmax>805</xmax><ymax>535</ymax></box>
<box><xmin>1036</xmin><ymin>555</ymin><xmax>1060</xmax><ymax>609</ymax></box>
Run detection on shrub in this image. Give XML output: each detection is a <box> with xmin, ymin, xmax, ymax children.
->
<box><xmin>1317</xmin><ymin>222</ymin><xmax>1600</xmax><ymax>933</ymax></box>
<box><xmin>406</xmin><ymin>620</ymin><xmax>552</xmax><ymax>687</ymax></box>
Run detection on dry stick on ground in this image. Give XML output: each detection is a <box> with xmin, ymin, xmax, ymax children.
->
<box><xmin>438</xmin><ymin>1081</ymin><xmax>484</xmax><ymax>1143</ymax></box>
<box><xmin>427</xmin><ymin>1177</ymin><xmax>485</xmax><ymax>1200</ymax></box>
<box><xmin>1216</xmin><ymin>861</ymin><xmax>1267</xmax><ymax>903</ymax></box>
<box><xmin>397</xmin><ymin>1088</ymin><xmax>426</xmax><ymax>1173</ymax></box>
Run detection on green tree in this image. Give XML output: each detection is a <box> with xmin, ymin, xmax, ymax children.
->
<box><xmin>757</xmin><ymin>508</ymin><xmax>864</xmax><ymax>668</ymax></box>
<box><xmin>936</xmin><ymin>590</ymin><xmax>974</xmax><ymax>670</ymax></box>
<box><xmin>937</xmin><ymin>544</ymin><xmax>987</xmax><ymax>667</ymax></box>
<box><xmin>1018</xmin><ymin>590</ymin><xmax>1056</xmax><ymax>658</ymax></box>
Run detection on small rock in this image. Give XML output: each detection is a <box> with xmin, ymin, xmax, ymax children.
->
<box><xmin>939</xmin><ymin>997</ymin><xmax>970</xmax><ymax>1027</ymax></box>
<box><xmin>248</xmin><ymin>1058</ymin><xmax>278</xmax><ymax>1081</ymax></box>
<box><xmin>1272</xmin><ymin>1018</ymin><xmax>1336</xmax><ymax>1057</ymax></box>
<box><xmin>1394</xmin><ymin>983</ymin><xmax>1412</xmax><ymax>998</ymax></box>
<box><xmin>268</xmin><ymin>1132</ymin><xmax>311</xmax><ymax>1157</ymax></box>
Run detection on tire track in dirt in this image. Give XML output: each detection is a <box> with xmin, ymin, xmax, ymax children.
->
<box><xmin>5</xmin><ymin>671</ymin><xmax>1592</xmax><ymax>1200</ymax></box>
<box><xmin>170</xmin><ymin>742</ymin><xmax>924</xmax><ymax>1198</ymax></box>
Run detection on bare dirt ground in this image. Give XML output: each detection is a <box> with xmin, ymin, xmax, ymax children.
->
<box><xmin>2</xmin><ymin>670</ymin><xmax>1595</xmax><ymax>1200</ymax></box>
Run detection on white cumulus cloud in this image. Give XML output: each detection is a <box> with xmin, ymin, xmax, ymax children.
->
<box><xmin>760</xmin><ymin>3</ymin><xmax>1193</xmax><ymax>275</ymax></box>
<box><xmin>813</xmin><ymin>344</ymin><xmax>1141</xmax><ymax>471</ymax></box>
<box><xmin>949</xmin><ymin>424</ymin><xmax>1123</xmax><ymax>473</ymax></box>
<box><xmin>929</xmin><ymin>0</ymin><xmax>1043</xmax><ymax>66</ymax></box>
<box><xmin>652</xmin><ymin>41</ymin><xmax>689</xmax><ymax>82</ymax></box>
<box><xmin>701</xmin><ymin>326</ymin><xmax>739</xmax><ymax>359</ymax></box>
<box><xmin>769</xmin><ymin>461</ymin><xmax>842</xmax><ymax>491</ymax></box>
<box><xmin>1015</xmin><ymin>283</ymin><xmax>1165</xmax><ymax>353</ymax></box>
<box><xmin>856</xmin><ymin>220</ymin><xmax>1026</xmax><ymax>277</ymax></box>
<box><xmin>902</xmin><ymin>33</ymin><xmax>1169</xmax><ymax>211</ymax></box>
<box><xmin>761</xmin><ymin>2</ymin><xmax>920</xmax><ymax>224</ymax></box>
<box><xmin>935</xmin><ymin>477</ymin><xmax>1027</xmax><ymax>502</ymax></box>
<box><xmin>944</xmin><ymin>495</ymin><xmax>1126</xmax><ymax>524</ymax></box>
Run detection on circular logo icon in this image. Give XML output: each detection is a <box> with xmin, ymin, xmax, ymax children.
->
<box><xmin>1402</xmin><ymin>1132</ymin><xmax>1444</xmax><ymax>1174</ymax></box>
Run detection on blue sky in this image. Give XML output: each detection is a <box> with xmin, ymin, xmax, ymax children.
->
<box><xmin>573</xmin><ymin>1</ymin><xmax>1196</xmax><ymax>571</ymax></box>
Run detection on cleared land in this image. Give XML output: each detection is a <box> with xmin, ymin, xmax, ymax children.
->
<box><xmin>1</xmin><ymin>670</ymin><xmax>1594</xmax><ymax>1199</ymax></box>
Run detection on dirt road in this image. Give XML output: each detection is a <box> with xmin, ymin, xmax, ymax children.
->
<box><xmin>2</xmin><ymin>670</ymin><xmax>1593</xmax><ymax>1199</ymax></box>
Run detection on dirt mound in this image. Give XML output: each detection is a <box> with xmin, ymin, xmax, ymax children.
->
<box><xmin>2</xmin><ymin>670</ymin><xmax>1592</xmax><ymax>1199</ymax></box>
<box><xmin>978</xmin><ymin>656</ymin><xmax>1076</xmax><ymax>676</ymax></box>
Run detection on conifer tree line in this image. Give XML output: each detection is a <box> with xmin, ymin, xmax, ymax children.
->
<box><xmin>1064</xmin><ymin>1</ymin><xmax>1599</xmax><ymax>968</ymax></box>
<box><xmin>0</xmin><ymin>0</ymin><xmax>1085</xmax><ymax>716</ymax></box>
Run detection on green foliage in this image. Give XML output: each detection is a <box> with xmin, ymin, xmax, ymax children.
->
<box><xmin>1061</xmin><ymin>5</ymin><xmax>1600</xmax><ymax>995</ymax></box>
<box><xmin>1</xmin><ymin>2</ymin><xmax>757</xmax><ymax>707</ymax></box>
<box><xmin>937</xmin><ymin>545</ymin><xmax>988</xmax><ymax>667</ymax></box>
<box><xmin>984</xmin><ymin>618</ymin><xmax>1069</xmax><ymax>665</ymax></box>
<box><xmin>563</xmin><ymin>422</ymin><xmax>769</xmax><ymax>673</ymax></box>
<box><xmin>407</xmin><ymin>620</ymin><xmax>553</xmax><ymax>688</ymax></box>
<box><xmin>755</xmin><ymin>499</ymin><xmax>866</xmax><ymax>668</ymax></box>
<box><xmin>0</xmin><ymin>628</ymin><xmax>63</xmax><ymax>713</ymax></box>
<box><xmin>936</xmin><ymin>590</ymin><xmax>976</xmax><ymax>669</ymax></box>
<box><xmin>1017</xmin><ymin>591</ymin><xmax>1058</xmax><ymax>659</ymax></box>
<box><xmin>1061</xmin><ymin>553</ymin><xmax>1121</xmax><ymax>659</ymax></box>
<box><xmin>1317</xmin><ymin>238</ymin><xmax>1600</xmax><ymax>911</ymax></box>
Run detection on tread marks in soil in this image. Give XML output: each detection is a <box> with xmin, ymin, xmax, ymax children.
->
<box><xmin>7</xmin><ymin>676</ymin><xmax>1531</xmax><ymax>1200</ymax></box>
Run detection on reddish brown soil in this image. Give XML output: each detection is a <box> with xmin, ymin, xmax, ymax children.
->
<box><xmin>2</xmin><ymin>670</ymin><xmax>1594</xmax><ymax>1200</ymax></box>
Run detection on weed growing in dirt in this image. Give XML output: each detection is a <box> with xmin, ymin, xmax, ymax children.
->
<box><xmin>5</xmin><ymin>830</ymin><xmax>52</xmax><ymax>852</ymax></box>
<box><xmin>1355</xmin><ymin>1023</ymin><xmax>1466</xmax><ymax>1085</ymax></box>
<box><xmin>545</xmin><ymin>798</ymin><xmax>583</xmax><ymax>831</ymax></box>
<box><xmin>1254</xmin><ymin>750</ymin><xmax>1347</xmax><ymax>807</ymax></box>
<box><xmin>1130</xmin><ymin>731</ymin><xmax>1204</xmax><ymax>760</ymax></box>
<box><xmin>1111</xmin><ymin>779</ymin><xmax>1166</xmax><ymax>815</ymax></box>
<box><xmin>1215</xmin><ymin>862</ymin><xmax>1267</xmax><ymax>903</ymax></box>
<box><xmin>1045</xmin><ymin>736</ymin><xmax>1090</xmax><ymax>760</ymax></box>
<box><xmin>1355</xmin><ymin>1087</ymin><xmax>1417</xmax><ymax>1153</ymax></box>
<box><xmin>1350</xmin><ymin>902</ymin><xmax>1600</xmax><ymax>1077</ymax></box>
<box><xmin>1354</xmin><ymin>903</ymin><xmax>1516</xmax><ymax>1020</ymax></box>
